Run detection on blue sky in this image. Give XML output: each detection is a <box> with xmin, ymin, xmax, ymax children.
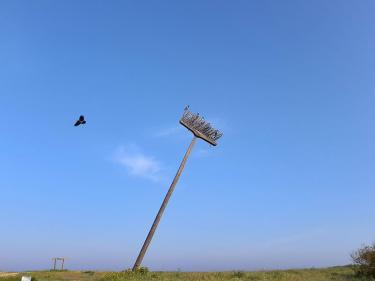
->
<box><xmin>1</xmin><ymin>0</ymin><xmax>374</xmax><ymax>272</ymax></box>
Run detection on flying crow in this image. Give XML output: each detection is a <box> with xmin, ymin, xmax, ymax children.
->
<box><xmin>74</xmin><ymin>115</ymin><xmax>86</xmax><ymax>126</ymax></box>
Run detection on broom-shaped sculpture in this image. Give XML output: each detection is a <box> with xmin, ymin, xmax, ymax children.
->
<box><xmin>132</xmin><ymin>107</ymin><xmax>223</xmax><ymax>270</ymax></box>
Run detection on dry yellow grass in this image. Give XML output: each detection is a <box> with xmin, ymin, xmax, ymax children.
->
<box><xmin>0</xmin><ymin>273</ymin><xmax>17</xmax><ymax>278</ymax></box>
<box><xmin>1</xmin><ymin>266</ymin><xmax>374</xmax><ymax>281</ymax></box>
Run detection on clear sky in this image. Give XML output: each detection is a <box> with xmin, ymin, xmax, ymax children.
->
<box><xmin>1</xmin><ymin>0</ymin><xmax>374</xmax><ymax>272</ymax></box>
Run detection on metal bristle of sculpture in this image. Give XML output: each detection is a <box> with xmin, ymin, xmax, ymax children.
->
<box><xmin>180</xmin><ymin>108</ymin><xmax>223</xmax><ymax>146</ymax></box>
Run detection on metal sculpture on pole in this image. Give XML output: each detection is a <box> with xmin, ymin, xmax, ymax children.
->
<box><xmin>132</xmin><ymin>107</ymin><xmax>223</xmax><ymax>270</ymax></box>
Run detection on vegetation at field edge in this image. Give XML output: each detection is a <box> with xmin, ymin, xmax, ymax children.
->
<box><xmin>1</xmin><ymin>266</ymin><xmax>375</xmax><ymax>281</ymax></box>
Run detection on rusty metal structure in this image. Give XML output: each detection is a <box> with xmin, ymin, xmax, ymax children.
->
<box><xmin>132</xmin><ymin>107</ymin><xmax>222</xmax><ymax>270</ymax></box>
<box><xmin>51</xmin><ymin>257</ymin><xmax>65</xmax><ymax>271</ymax></box>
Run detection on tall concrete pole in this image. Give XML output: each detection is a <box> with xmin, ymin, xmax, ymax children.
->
<box><xmin>132</xmin><ymin>136</ymin><xmax>197</xmax><ymax>270</ymax></box>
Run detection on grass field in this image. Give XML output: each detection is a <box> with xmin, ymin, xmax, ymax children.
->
<box><xmin>1</xmin><ymin>266</ymin><xmax>374</xmax><ymax>281</ymax></box>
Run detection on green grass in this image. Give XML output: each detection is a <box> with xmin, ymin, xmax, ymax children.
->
<box><xmin>1</xmin><ymin>266</ymin><xmax>375</xmax><ymax>281</ymax></box>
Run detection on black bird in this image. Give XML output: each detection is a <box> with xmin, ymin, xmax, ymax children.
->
<box><xmin>74</xmin><ymin>115</ymin><xmax>86</xmax><ymax>126</ymax></box>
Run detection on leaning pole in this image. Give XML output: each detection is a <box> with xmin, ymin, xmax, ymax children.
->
<box><xmin>132</xmin><ymin>107</ymin><xmax>223</xmax><ymax>271</ymax></box>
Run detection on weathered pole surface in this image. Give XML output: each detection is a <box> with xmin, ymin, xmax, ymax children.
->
<box><xmin>132</xmin><ymin>136</ymin><xmax>197</xmax><ymax>270</ymax></box>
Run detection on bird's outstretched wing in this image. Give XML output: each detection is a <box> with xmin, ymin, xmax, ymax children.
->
<box><xmin>74</xmin><ymin>115</ymin><xmax>86</xmax><ymax>126</ymax></box>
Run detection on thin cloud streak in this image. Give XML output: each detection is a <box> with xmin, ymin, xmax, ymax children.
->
<box><xmin>114</xmin><ymin>145</ymin><xmax>163</xmax><ymax>182</ymax></box>
<box><xmin>154</xmin><ymin>125</ymin><xmax>184</xmax><ymax>138</ymax></box>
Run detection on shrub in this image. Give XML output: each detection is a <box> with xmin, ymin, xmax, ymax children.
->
<box><xmin>351</xmin><ymin>242</ymin><xmax>375</xmax><ymax>277</ymax></box>
<box><xmin>232</xmin><ymin>271</ymin><xmax>245</xmax><ymax>278</ymax></box>
<box><xmin>99</xmin><ymin>267</ymin><xmax>150</xmax><ymax>281</ymax></box>
<box><xmin>135</xmin><ymin>267</ymin><xmax>149</xmax><ymax>275</ymax></box>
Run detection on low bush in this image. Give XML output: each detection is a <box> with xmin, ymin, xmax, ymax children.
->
<box><xmin>351</xmin><ymin>242</ymin><xmax>375</xmax><ymax>277</ymax></box>
<box><xmin>232</xmin><ymin>271</ymin><xmax>245</xmax><ymax>278</ymax></box>
<box><xmin>99</xmin><ymin>267</ymin><xmax>150</xmax><ymax>281</ymax></box>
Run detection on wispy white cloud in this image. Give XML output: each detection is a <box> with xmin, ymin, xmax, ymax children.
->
<box><xmin>154</xmin><ymin>125</ymin><xmax>184</xmax><ymax>138</ymax></box>
<box><xmin>114</xmin><ymin>145</ymin><xmax>163</xmax><ymax>182</ymax></box>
